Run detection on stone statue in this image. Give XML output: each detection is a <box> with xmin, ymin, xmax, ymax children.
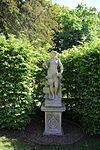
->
<box><xmin>43</xmin><ymin>51</ymin><xmax>63</xmax><ymax>100</ymax></box>
<box><xmin>41</xmin><ymin>51</ymin><xmax>66</xmax><ymax>136</ymax></box>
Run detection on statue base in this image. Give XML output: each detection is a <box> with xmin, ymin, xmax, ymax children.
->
<box><xmin>41</xmin><ymin>103</ymin><xmax>66</xmax><ymax>136</ymax></box>
<box><xmin>45</xmin><ymin>98</ymin><xmax>62</xmax><ymax>107</ymax></box>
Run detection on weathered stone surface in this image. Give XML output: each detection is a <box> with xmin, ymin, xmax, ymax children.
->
<box><xmin>45</xmin><ymin>98</ymin><xmax>62</xmax><ymax>107</ymax></box>
<box><xmin>41</xmin><ymin>103</ymin><xmax>66</xmax><ymax>112</ymax></box>
<box><xmin>43</xmin><ymin>51</ymin><xmax>63</xmax><ymax>101</ymax></box>
<box><xmin>41</xmin><ymin>103</ymin><xmax>66</xmax><ymax>135</ymax></box>
<box><xmin>41</xmin><ymin>51</ymin><xmax>66</xmax><ymax>136</ymax></box>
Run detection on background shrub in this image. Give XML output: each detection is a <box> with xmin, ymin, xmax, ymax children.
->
<box><xmin>32</xmin><ymin>45</ymin><xmax>49</xmax><ymax>107</ymax></box>
<box><xmin>0</xmin><ymin>34</ymin><xmax>33</xmax><ymax>129</ymax></box>
<box><xmin>60</xmin><ymin>41</ymin><xmax>100</xmax><ymax>134</ymax></box>
<box><xmin>0</xmin><ymin>33</ymin><xmax>99</xmax><ymax>134</ymax></box>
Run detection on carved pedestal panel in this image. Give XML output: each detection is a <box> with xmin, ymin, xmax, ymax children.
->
<box><xmin>41</xmin><ymin>103</ymin><xmax>66</xmax><ymax>135</ymax></box>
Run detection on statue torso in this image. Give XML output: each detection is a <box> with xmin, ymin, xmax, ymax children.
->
<box><xmin>47</xmin><ymin>58</ymin><xmax>59</xmax><ymax>77</ymax></box>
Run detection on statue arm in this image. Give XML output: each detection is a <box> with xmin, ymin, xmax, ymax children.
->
<box><xmin>58</xmin><ymin>59</ymin><xmax>64</xmax><ymax>74</ymax></box>
<box><xmin>43</xmin><ymin>60</ymin><xmax>49</xmax><ymax>68</ymax></box>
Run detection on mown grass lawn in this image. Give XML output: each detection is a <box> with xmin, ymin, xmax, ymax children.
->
<box><xmin>0</xmin><ymin>135</ymin><xmax>100</xmax><ymax>150</ymax></box>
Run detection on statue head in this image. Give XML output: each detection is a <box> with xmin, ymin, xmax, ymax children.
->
<box><xmin>51</xmin><ymin>51</ymin><xmax>58</xmax><ymax>58</ymax></box>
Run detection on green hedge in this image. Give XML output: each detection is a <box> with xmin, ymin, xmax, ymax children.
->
<box><xmin>0</xmin><ymin>34</ymin><xmax>99</xmax><ymax>134</ymax></box>
<box><xmin>0</xmin><ymin>35</ymin><xmax>33</xmax><ymax>129</ymax></box>
<box><xmin>60</xmin><ymin>41</ymin><xmax>100</xmax><ymax>134</ymax></box>
<box><xmin>32</xmin><ymin>46</ymin><xmax>49</xmax><ymax>106</ymax></box>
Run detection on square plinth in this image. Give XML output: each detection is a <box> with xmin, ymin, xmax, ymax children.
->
<box><xmin>41</xmin><ymin>103</ymin><xmax>66</xmax><ymax>136</ymax></box>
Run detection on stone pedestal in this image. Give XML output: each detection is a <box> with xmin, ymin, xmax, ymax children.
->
<box><xmin>41</xmin><ymin>103</ymin><xmax>66</xmax><ymax>136</ymax></box>
<box><xmin>41</xmin><ymin>51</ymin><xmax>66</xmax><ymax>136</ymax></box>
<box><xmin>45</xmin><ymin>98</ymin><xmax>62</xmax><ymax>107</ymax></box>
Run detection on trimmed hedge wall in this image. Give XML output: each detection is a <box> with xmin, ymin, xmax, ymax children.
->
<box><xmin>32</xmin><ymin>47</ymin><xmax>49</xmax><ymax>103</ymax></box>
<box><xmin>0</xmin><ymin>34</ymin><xmax>99</xmax><ymax>134</ymax></box>
<box><xmin>0</xmin><ymin>35</ymin><xmax>33</xmax><ymax>129</ymax></box>
<box><xmin>60</xmin><ymin>41</ymin><xmax>100</xmax><ymax>134</ymax></box>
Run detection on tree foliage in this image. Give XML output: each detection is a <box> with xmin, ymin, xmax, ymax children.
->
<box><xmin>0</xmin><ymin>0</ymin><xmax>58</xmax><ymax>46</ymax></box>
<box><xmin>0</xmin><ymin>1</ymin><xmax>99</xmax><ymax>50</ymax></box>
<box><xmin>53</xmin><ymin>3</ymin><xmax>99</xmax><ymax>52</ymax></box>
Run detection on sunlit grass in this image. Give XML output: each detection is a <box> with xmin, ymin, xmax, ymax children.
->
<box><xmin>0</xmin><ymin>136</ymin><xmax>32</xmax><ymax>150</ymax></box>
